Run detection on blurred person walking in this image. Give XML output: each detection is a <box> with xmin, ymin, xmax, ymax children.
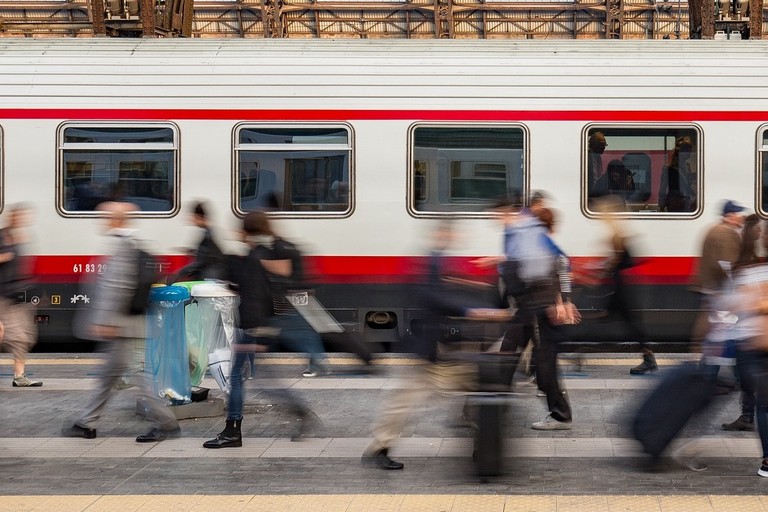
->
<box><xmin>474</xmin><ymin>192</ymin><xmax>547</xmax><ymax>388</ymax></box>
<box><xmin>594</xmin><ymin>196</ymin><xmax>656</xmax><ymax>375</ymax></box>
<box><xmin>203</xmin><ymin>211</ymin><xmax>317</xmax><ymax>449</ymax></box>
<box><xmin>721</xmin><ymin>214</ymin><xmax>762</xmax><ymax>432</ymax></box>
<box><xmin>63</xmin><ymin>201</ymin><xmax>181</xmax><ymax>442</ymax></box>
<box><xmin>242</xmin><ymin>213</ymin><xmax>329</xmax><ymax>378</ymax></box>
<box><xmin>692</xmin><ymin>200</ymin><xmax>747</xmax><ymax>346</ymax></box>
<box><xmin>172</xmin><ymin>200</ymin><xmax>225</xmax><ymax>282</ymax></box>
<box><xmin>700</xmin><ymin>218</ymin><xmax>768</xmax><ymax>476</ymax></box>
<box><xmin>362</xmin><ymin>220</ymin><xmax>512</xmax><ymax>470</ymax></box>
<box><xmin>0</xmin><ymin>203</ymin><xmax>42</xmax><ymax>387</ymax></box>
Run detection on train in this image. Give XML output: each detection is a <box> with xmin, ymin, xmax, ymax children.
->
<box><xmin>1</xmin><ymin>38</ymin><xmax>767</xmax><ymax>346</ymax></box>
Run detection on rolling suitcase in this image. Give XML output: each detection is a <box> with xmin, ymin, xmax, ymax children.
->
<box><xmin>470</xmin><ymin>354</ymin><xmax>512</xmax><ymax>479</ymax></box>
<box><xmin>471</xmin><ymin>393</ymin><xmax>506</xmax><ymax>479</ymax></box>
<box><xmin>632</xmin><ymin>362</ymin><xmax>719</xmax><ymax>458</ymax></box>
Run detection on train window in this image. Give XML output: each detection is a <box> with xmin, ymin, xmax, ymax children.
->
<box><xmin>58</xmin><ymin>124</ymin><xmax>178</xmax><ymax>215</ymax></box>
<box><xmin>409</xmin><ymin>125</ymin><xmax>526</xmax><ymax>214</ymax></box>
<box><xmin>235</xmin><ymin>125</ymin><xmax>352</xmax><ymax>215</ymax></box>
<box><xmin>759</xmin><ymin>129</ymin><xmax>768</xmax><ymax>215</ymax></box>
<box><xmin>585</xmin><ymin>126</ymin><xmax>701</xmax><ymax>215</ymax></box>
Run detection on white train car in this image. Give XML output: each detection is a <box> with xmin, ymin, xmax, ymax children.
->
<box><xmin>1</xmin><ymin>38</ymin><xmax>767</xmax><ymax>344</ymax></box>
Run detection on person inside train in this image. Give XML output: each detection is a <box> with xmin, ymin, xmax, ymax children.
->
<box><xmin>587</xmin><ymin>131</ymin><xmax>608</xmax><ymax>190</ymax></box>
<box><xmin>0</xmin><ymin>203</ymin><xmax>42</xmax><ymax>387</ymax></box>
<box><xmin>172</xmin><ymin>201</ymin><xmax>226</xmax><ymax>282</ymax></box>
<box><xmin>592</xmin><ymin>159</ymin><xmax>638</xmax><ymax>204</ymax></box>
<box><xmin>659</xmin><ymin>136</ymin><xmax>697</xmax><ymax>213</ymax></box>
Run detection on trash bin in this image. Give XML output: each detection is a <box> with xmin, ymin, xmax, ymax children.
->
<box><xmin>146</xmin><ymin>285</ymin><xmax>191</xmax><ymax>405</ymax></box>
<box><xmin>173</xmin><ymin>281</ymin><xmax>207</xmax><ymax>387</ymax></box>
<box><xmin>190</xmin><ymin>282</ymin><xmax>239</xmax><ymax>394</ymax></box>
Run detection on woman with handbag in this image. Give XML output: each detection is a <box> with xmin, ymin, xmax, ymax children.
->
<box><xmin>526</xmin><ymin>207</ymin><xmax>578</xmax><ymax>430</ymax></box>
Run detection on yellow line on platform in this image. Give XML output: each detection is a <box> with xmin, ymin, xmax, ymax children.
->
<box><xmin>1</xmin><ymin>494</ymin><xmax>765</xmax><ymax>512</ymax></box>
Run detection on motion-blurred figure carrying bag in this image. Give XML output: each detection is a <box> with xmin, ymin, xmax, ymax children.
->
<box><xmin>632</xmin><ymin>362</ymin><xmax>718</xmax><ymax>458</ymax></box>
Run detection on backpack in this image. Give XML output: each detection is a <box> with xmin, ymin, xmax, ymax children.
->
<box><xmin>506</xmin><ymin>218</ymin><xmax>556</xmax><ymax>283</ymax></box>
<box><xmin>500</xmin><ymin>218</ymin><xmax>557</xmax><ymax>308</ymax></box>
<box><xmin>128</xmin><ymin>246</ymin><xmax>159</xmax><ymax>315</ymax></box>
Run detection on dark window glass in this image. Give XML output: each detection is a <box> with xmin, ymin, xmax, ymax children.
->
<box><xmin>236</xmin><ymin>126</ymin><xmax>351</xmax><ymax>214</ymax></box>
<box><xmin>60</xmin><ymin>126</ymin><xmax>176</xmax><ymax>214</ymax></box>
<box><xmin>411</xmin><ymin>126</ymin><xmax>525</xmax><ymax>213</ymax></box>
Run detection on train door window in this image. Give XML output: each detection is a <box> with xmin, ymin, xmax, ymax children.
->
<box><xmin>759</xmin><ymin>128</ymin><xmax>768</xmax><ymax>215</ymax></box>
<box><xmin>584</xmin><ymin>126</ymin><xmax>701</xmax><ymax>216</ymax></box>
<box><xmin>58</xmin><ymin>124</ymin><xmax>178</xmax><ymax>216</ymax></box>
<box><xmin>409</xmin><ymin>125</ymin><xmax>526</xmax><ymax>215</ymax></box>
<box><xmin>234</xmin><ymin>125</ymin><xmax>352</xmax><ymax>216</ymax></box>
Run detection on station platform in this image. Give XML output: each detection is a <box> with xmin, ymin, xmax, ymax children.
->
<box><xmin>1</xmin><ymin>351</ymin><xmax>767</xmax><ymax>512</ymax></box>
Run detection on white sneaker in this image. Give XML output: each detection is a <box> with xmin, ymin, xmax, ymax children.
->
<box><xmin>532</xmin><ymin>414</ymin><xmax>572</xmax><ymax>430</ymax></box>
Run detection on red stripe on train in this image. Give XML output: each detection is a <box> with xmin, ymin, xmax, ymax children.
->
<box><xmin>0</xmin><ymin>108</ymin><xmax>765</xmax><ymax>122</ymax></box>
<box><xmin>30</xmin><ymin>255</ymin><xmax>697</xmax><ymax>286</ymax></box>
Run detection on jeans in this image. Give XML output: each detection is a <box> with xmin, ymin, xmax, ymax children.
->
<box><xmin>226</xmin><ymin>330</ymin><xmax>260</xmax><ymax>421</ymax></box>
<box><xmin>534</xmin><ymin>310</ymin><xmax>572</xmax><ymax>422</ymax></box>
<box><xmin>271</xmin><ymin>314</ymin><xmax>326</xmax><ymax>369</ymax></box>
<box><xmin>735</xmin><ymin>349</ymin><xmax>757</xmax><ymax>420</ymax></box>
<box><xmin>737</xmin><ymin>348</ymin><xmax>768</xmax><ymax>458</ymax></box>
<box><xmin>227</xmin><ymin>329</ymin><xmax>310</xmax><ymax>422</ymax></box>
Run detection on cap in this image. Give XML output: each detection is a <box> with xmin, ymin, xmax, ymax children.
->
<box><xmin>722</xmin><ymin>200</ymin><xmax>746</xmax><ymax>216</ymax></box>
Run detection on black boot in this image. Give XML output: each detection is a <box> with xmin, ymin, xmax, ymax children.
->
<box><xmin>203</xmin><ymin>419</ymin><xmax>242</xmax><ymax>448</ymax></box>
<box><xmin>722</xmin><ymin>415</ymin><xmax>755</xmax><ymax>431</ymax></box>
<box><xmin>630</xmin><ymin>353</ymin><xmax>658</xmax><ymax>375</ymax></box>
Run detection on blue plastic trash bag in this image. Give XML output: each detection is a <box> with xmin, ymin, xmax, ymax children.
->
<box><xmin>146</xmin><ymin>285</ymin><xmax>191</xmax><ymax>404</ymax></box>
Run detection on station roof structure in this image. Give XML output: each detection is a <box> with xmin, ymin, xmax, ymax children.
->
<box><xmin>0</xmin><ymin>0</ymin><xmax>764</xmax><ymax>39</ymax></box>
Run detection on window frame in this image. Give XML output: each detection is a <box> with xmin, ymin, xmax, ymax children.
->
<box><xmin>56</xmin><ymin>121</ymin><xmax>180</xmax><ymax>218</ymax></box>
<box><xmin>407</xmin><ymin>122</ymin><xmax>530</xmax><ymax>219</ymax></box>
<box><xmin>756</xmin><ymin>123</ymin><xmax>768</xmax><ymax>218</ymax></box>
<box><xmin>581</xmin><ymin>123</ymin><xmax>704</xmax><ymax>220</ymax></box>
<box><xmin>0</xmin><ymin>125</ymin><xmax>4</xmax><ymax>215</ymax></box>
<box><xmin>231</xmin><ymin>122</ymin><xmax>355</xmax><ymax>219</ymax></box>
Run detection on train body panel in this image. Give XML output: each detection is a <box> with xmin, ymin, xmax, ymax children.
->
<box><xmin>0</xmin><ymin>39</ymin><xmax>767</xmax><ymax>343</ymax></box>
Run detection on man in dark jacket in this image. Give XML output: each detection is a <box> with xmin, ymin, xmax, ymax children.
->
<box><xmin>174</xmin><ymin>201</ymin><xmax>225</xmax><ymax>282</ymax></box>
<box><xmin>363</xmin><ymin>220</ymin><xmax>510</xmax><ymax>470</ymax></box>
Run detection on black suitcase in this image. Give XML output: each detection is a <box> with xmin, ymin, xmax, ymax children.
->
<box><xmin>632</xmin><ymin>362</ymin><xmax>719</xmax><ymax>458</ymax></box>
<box><xmin>471</xmin><ymin>393</ymin><xmax>506</xmax><ymax>479</ymax></box>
